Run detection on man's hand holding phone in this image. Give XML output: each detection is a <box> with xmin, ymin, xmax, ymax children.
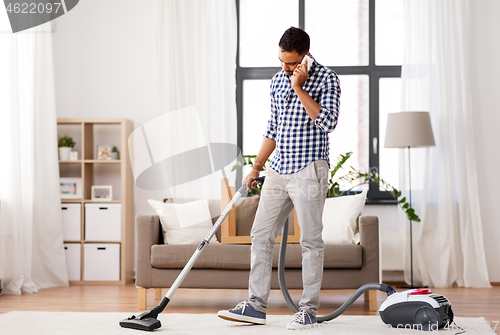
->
<box><xmin>292</xmin><ymin>54</ymin><xmax>312</xmax><ymax>91</ymax></box>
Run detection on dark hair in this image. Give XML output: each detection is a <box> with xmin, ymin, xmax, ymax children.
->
<box><xmin>279</xmin><ymin>27</ymin><xmax>310</xmax><ymax>55</ymax></box>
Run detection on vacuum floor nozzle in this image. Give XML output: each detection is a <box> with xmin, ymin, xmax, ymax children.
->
<box><xmin>120</xmin><ymin>297</ymin><xmax>169</xmax><ymax>331</ymax></box>
<box><xmin>119</xmin><ymin>314</ymin><xmax>161</xmax><ymax>331</ymax></box>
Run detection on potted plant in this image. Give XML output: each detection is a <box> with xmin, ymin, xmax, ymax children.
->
<box><xmin>327</xmin><ymin>152</ymin><xmax>420</xmax><ymax>222</ymax></box>
<box><xmin>111</xmin><ymin>146</ymin><xmax>120</xmax><ymax>160</ymax></box>
<box><xmin>58</xmin><ymin>135</ymin><xmax>76</xmax><ymax>161</ymax></box>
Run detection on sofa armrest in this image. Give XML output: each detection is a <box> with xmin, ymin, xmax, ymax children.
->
<box><xmin>135</xmin><ymin>214</ymin><xmax>161</xmax><ymax>288</ymax></box>
<box><xmin>358</xmin><ymin>215</ymin><xmax>380</xmax><ymax>282</ymax></box>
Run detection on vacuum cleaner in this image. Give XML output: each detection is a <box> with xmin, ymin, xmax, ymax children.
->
<box><xmin>378</xmin><ymin>288</ymin><xmax>454</xmax><ymax>331</ymax></box>
<box><xmin>120</xmin><ymin>176</ymin><xmax>454</xmax><ymax>331</ymax></box>
<box><xmin>278</xmin><ymin>212</ymin><xmax>454</xmax><ymax>331</ymax></box>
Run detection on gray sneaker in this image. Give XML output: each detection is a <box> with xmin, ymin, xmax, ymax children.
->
<box><xmin>218</xmin><ymin>301</ymin><xmax>266</xmax><ymax>325</ymax></box>
<box><xmin>286</xmin><ymin>310</ymin><xmax>317</xmax><ymax>330</ymax></box>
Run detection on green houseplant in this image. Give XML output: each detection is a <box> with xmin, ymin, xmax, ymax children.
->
<box><xmin>232</xmin><ymin>152</ymin><xmax>420</xmax><ymax>222</ymax></box>
<box><xmin>58</xmin><ymin>135</ymin><xmax>76</xmax><ymax>161</ymax></box>
<box><xmin>111</xmin><ymin>146</ymin><xmax>120</xmax><ymax>160</ymax></box>
<box><xmin>327</xmin><ymin>152</ymin><xmax>420</xmax><ymax>222</ymax></box>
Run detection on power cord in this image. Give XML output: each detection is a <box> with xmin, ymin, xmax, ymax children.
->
<box><xmin>451</xmin><ymin>321</ymin><xmax>465</xmax><ymax>335</ymax></box>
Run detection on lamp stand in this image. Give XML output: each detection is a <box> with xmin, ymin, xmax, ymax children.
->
<box><xmin>398</xmin><ymin>146</ymin><xmax>427</xmax><ymax>289</ymax></box>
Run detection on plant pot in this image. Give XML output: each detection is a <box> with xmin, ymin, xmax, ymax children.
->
<box><xmin>111</xmin><ymin>152</ymin><xmax>119</xmax><ymax>160</ymax></box>
<box><xmin>59</xmin><ymin>147</ymin><xmax>72</xmax><ymax>161</ymax></box>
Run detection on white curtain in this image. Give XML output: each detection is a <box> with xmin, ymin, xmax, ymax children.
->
<box><xmin>0</xmin><ymin>21</ymin><xmax>69</xmax><ymax>294</ymax></box>
<box><xmin>400</xmin><ymin>0</ymin><xmax>490</xmax><ymax>287</ymax></box>
<box><xmin>155</xmin><ymin>0</ymin><xmax>238</xmax><ymax>199</ymax></box>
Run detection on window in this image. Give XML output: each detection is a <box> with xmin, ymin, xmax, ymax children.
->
<box><xmin>236</xmin><ymin>0</ymin><xmax>404</xmax><ymax>201</ymax></box>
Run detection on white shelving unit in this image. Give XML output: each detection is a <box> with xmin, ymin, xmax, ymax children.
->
<box><xmin>58</xmin><ymin>118</ymin><xmax>134</xmax><ymax>285</ymax></box>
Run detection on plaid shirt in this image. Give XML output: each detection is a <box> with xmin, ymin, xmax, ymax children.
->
<box><xmin>264</xmin><ymin>58</ymin><xmax>341</xmax><ymax>174</ymax></box>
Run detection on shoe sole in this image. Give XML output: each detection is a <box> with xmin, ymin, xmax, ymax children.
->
<box><xmin>218</xmin><ymin>311</ymin><xmax>266</xmax><ymax>325</ymax></box>
<box><xmin>286</xmin><ymin>322</ymin><xmax>318</xmax><ymax>330</ymax></box>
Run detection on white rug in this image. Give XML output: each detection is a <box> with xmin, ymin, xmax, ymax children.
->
<box><xmin>0</xmin><ymin>311</ymin><xmax>495</xmax><ymax>335</ymax></box>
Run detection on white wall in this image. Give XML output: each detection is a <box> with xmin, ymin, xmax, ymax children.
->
<box><xmin>470</xmin><ymin>0</ymin><xmax>500</xmax><ymax>282</ymax></box>
<box><xmin>52</xmin><ymin>0</ymin><xmax>500</xmax><ymax>282</ymax></box>
<box><xmin>52</xmin><ymin>0</ymin><xmax>165</xmax><ymax>217</ymax></box>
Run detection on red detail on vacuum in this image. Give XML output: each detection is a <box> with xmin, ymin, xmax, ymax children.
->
<box><xmin>410</xmin><ymin>288</ymin><xmax>433</xmax><ymax>295</ymax></box>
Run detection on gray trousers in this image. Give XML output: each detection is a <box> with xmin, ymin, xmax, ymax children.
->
<box><xmin>248</xmin><ymin>160</ymin><xmax>329</xmax><ymax>316</ymax></box>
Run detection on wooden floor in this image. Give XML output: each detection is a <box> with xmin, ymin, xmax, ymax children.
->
<box><xmin>0</xmin><ymin>284</ymin><xmax>499</xmax><ymax>334</ymax></box>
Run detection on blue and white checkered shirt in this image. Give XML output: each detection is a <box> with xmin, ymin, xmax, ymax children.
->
<box><xmin>264</xmin><ymin>58</ymin><xmax>341</xmax><ymax>175</ymax></box>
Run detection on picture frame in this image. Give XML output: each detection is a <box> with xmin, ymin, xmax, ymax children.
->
<box><xmin>91</xmin><ymin>185</ymin><xmax>113</xmax><ymax>201</ymax></box>
<box><xmin>68</xmin><ymin>151</ymin><xmax>79</xmax><ymax>161</ymax></box>
<box><xmin>60</xmin><ymin>177</ymin><xmax>82</xmax><ymax>199</ymax></box>
<box><xmin>97</xmin><ymin>145</ymin><xmax>112</xmax><ymax>160</ymax></box>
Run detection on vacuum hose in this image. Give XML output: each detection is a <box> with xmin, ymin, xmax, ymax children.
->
<box><xmin>277</xmin><ymin>218</ymin><xmax>396</xmax><ymax>323</ymax></box>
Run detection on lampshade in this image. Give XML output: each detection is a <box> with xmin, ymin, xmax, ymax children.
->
<box><xmin>384</xmin><ymin>112</ymin><xmax>436</xmax><ymax>148</ymax></box>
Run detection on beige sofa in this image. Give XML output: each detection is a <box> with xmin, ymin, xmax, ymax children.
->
<box><xmin>135</xmin><ymin>196</ymin><xmax>381</xmax><ymax>312</ymax></box>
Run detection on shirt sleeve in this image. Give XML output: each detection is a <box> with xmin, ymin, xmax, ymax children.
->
<box><xmin>314</xmin><ymin>72</ymin><xmax>341</xmax><ymax>133</ymax></box>
<box><xmin>263</xmin><ymin>86</ymin><xmax>278</xmax><ymax>141</ymax></box>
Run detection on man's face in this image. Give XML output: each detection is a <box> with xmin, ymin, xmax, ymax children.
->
<box><xmin>278</xmin><ymin>50</ymin><xmax>305</xmax><ymax>76</ymax></box>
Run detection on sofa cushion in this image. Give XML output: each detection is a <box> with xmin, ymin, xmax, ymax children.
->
<box><xmin>163</xmin><ymin>198</ymin><xmax>222</xmax><ymax>242</ymax></box>
<box><xmin>163</xmin><ymin>198</ymin><xmax>221</xmax><ymax>219</ymax></box>
<box><xmin>271</xmin><ymin>243</ymin><xmax>362</xmax><ymax>269</ymax></box>
<box><xmin>212</xmin><ymin>215</ymin><xmax>221</xmax><ymax>242</ymax></box>
<box><xmin>322</xmin><ymin>190</ymin><xmax>367</xmax><ymax>244</ymax></box>
<box><xmin>151</xmin><ymin>243</ymin><xmax>362</xmax><ymax>270</ymax></box>
<box><xmin>151</xmin><ymin>244</ymin><xmax>251</xmax><ymax>270</ymax></box>
<box><xmin>148</xmin><ymin>199</ymin><xmax>219</xmax><ymax>245</ymax></box>
<box><xmin>235</xmin><ymin>195</ymin><xmax>260</xmax><ymax>236</ymax></box>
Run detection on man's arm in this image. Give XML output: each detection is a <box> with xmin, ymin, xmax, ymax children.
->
<box><xmin>245</xmin><ymin>137</ymin><xmax>276</xmax><ymax>190</ymax></box>
<box><xmin>292</xmin><ymin>63</ymin><xmax>321</xmax><ymax>121</ymax></box>
<box><xmin>292</xmin><ymin>63</ymin><xmax>340</xmax><ymax>133</ymax></box>
<box><xmin>294</xmin><ymin>86</ymin><xmax>321</xmax><ymax>121</ymax></box>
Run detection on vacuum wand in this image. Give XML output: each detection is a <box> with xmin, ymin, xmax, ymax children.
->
<box><xmin>119</xmin><ymin>176</ymin><xmax>265</xmax><ymax>331</ymax></box>
<box><xmin>162</xmin><ymin>179</ymin><xmax>255</xmax><ymax>301</ymax></box>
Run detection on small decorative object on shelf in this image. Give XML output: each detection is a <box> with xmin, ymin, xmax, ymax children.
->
<box><xmin>111</xmin><ymin>146</ymin><xmax>120</xmax><ymax>160</ymax></box>
<box><xmin>97</xmin><ymin>145</ymin><xmax>112</xmax><ymax>160</ymax></box>
<box><xmin>69</xmin><ymin>151</ymin><xmax>79</xmax><ymax>161</ymax></box>
<box><xmin>60</xmin><ymin>177</ymin><xmax>82</xmax><ymax>199</ymax></box>
<box><xmin>58</xmin><ymin>135</ymin><xmax>76</xmax><ymax>161</ymax></box>
<box><xmin>91</xmin><ymin>185</ymin><xmax>113</xmax><ymax>201</ymax></box>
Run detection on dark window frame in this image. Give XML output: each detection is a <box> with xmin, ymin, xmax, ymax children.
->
<box><xmin>235</xmin><ymin>0</ymin><xmax>401</xmax><ymax>203</ymax></box>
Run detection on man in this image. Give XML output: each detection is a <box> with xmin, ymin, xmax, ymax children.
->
<box><xmin>218</xmin><ymin>27</ymin><xmax>340</xmax><ymax>330</ymax></box>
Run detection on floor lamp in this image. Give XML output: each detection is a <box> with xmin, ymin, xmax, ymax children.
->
<box><xmin>384</xmin><ymin>112</ymin><xmax>435</xmax><ymax>288</ymax></box>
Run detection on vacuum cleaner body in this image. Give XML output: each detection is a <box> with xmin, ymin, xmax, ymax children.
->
<box><xmin>379</xmin><ymin>288</ymin><xmax>453</xmax><ymax>331</ymax></box>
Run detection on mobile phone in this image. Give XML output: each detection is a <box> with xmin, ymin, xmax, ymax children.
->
<box><xmin>291</xmin><ymin>54</ymin><xmax>313</xmax><ymax>84</ymax></box>
<box><xmin>301</xmin><ymin>54</ymin><xmax>313</xmax><ymax>72</ymax></box>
